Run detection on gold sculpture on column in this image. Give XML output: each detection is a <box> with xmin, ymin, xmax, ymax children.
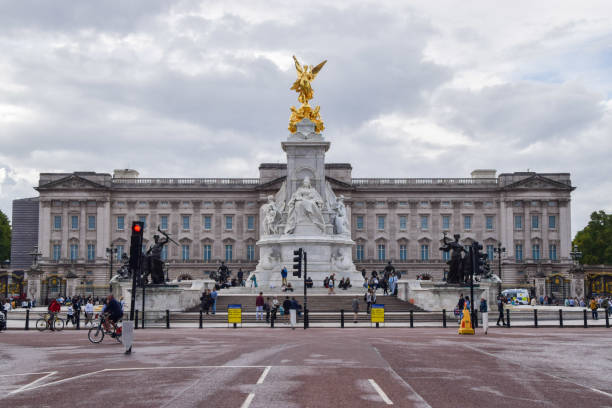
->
<box><xmin>289</xmin><ymin>55</ymin><xmax>327</xmax><ymax>133</ymax></box>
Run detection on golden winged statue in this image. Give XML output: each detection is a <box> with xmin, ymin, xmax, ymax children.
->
<box><xmin>289</xmin><ymin>55</ymin><xmax>327</xmax><ymax>134</ymax></box>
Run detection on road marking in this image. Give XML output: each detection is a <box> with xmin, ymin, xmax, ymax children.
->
<box><xmin>461</xmin><ymin>344</ymin><xmax>612</xmax><ymax>399</ymax></box>
<box><xmin>9</xmin><ymin>371</ymin><xmax>57</xmax><ymax>395</ymax></box>
<box><xmin>240</xmin><ymin>393</ymin><xmax>255</xmax><ymax>408</ymax></box>
<box><xmin>256</xmin><ymin>366</ymin><xmax>271</xmax><ymax>384</ymax></box>
<box><xmin>0</xmin><ymin>372</ymin><xmax>53</xmax><ymax>377</ymax></box>
<box><xmin>368</xmin><ymin>379</ymin><xmax>393</xmax><ymax>405</ymax></box>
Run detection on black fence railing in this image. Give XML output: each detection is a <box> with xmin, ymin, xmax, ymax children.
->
<box><xmin>2</xmin><ymin>308</ymin><xmax>610</xmax><ymax>330</ymax></box>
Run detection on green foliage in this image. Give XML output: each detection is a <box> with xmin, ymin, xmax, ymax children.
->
<box><xmin>0</xmin><ymin>210</ymin><xmax>10</xmax><ymax>262</ymax></box>
<box><xmin>573</xmin><ymin>211</ymin><xmax>612</xmax><ymax>265</ymax></box>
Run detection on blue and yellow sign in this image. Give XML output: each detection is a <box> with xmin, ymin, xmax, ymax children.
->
<box><xmin>371</xmin><ymin>304</ymin><xmax>384</xmax><ymax>323</ymax></box>
<box><xmin>228</xmin><ymin>304</ymin><xmax>242</xmax><ymax>324</ymax></box>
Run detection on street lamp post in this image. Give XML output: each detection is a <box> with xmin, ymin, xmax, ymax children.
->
<box><xmin>493</xmin><ymin>242</ymin><xmax>506</xmax><ymax>294</ymax></box>
<box><xmin>106</xmin><ymin>244</ymin><xmax>118</xmax><ymax>292</ymax></box>
<box><xmin>569</xmin><ymin>245</ymin><xmax>582</xmax><ymax>267</ymax></box>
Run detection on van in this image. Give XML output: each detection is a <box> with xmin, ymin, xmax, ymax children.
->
<box><xmin>502</xmin><ymin>289</ymin><xmax>530</xmax><ymax>305</ymax></box>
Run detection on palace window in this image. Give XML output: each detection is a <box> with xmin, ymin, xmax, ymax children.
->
<box><xmin>117</xmin><ymin>216</ymin><xmax>125</xmax><ymax>231</ymax></box>
<box><xmin>203</xmin><ymin>216</ymin><xmax>212</xmax><ymax>230</ymax></box>
<box><xmin>442</xmin><ymin>215</ymin><xmax>450</xmax><ymax>230</ymax></box>
<box><xmin>87</xmin><ymin>244</ymin><xmax>95</xmax><ymax>261</ymax></box>
<box><xmin>548</xmin><ymin>215</ymin><xmax>556</xmax><ymax>229</ymax></box>
<box><xmin>377</xmin><ymin>244</ymin><xmax>386</xmax><ymax>261</ymax></box>
<box><xmin>88</xmin><ymin>215</ymin><xmax>96</xmax><ymax>230</ymax></box>
<box><xmin>139</xmin><ymin>215</ymin><xmax>146</xmax><ymax>229</ymax></box>
<box><xmin>161</xmin><ymin>246</ymin><xmax>167</xmax><ymax>261</ymax></box>
<box><xmin>442</xmin><ymin>250</ymin><xmax>450</xmax><ymax>261</ymax></box>
<box><xmin>225</xmin><ymin>244</ymin><xmax>233</xmax><ymax>261</ymax></box>
<box><xmin>203</xmin><ymin>245</ymin><xmax>211</xmax><ymax>261</ymax></box>
<box><xmin>70</xmin><ymin>244</ymin><xmax>79</xmax><ymax>261</ymax></box>
<box><xmin>486</xmin><ymin>245</ymin><xmax>494</xmax><ymax>261</ymax></box>
<box><xmin>532</xmin><ymin>244</ymin><xmax>540</xmax><ymax>260</ymax></box>
<box><xmin>515</xmin><ymin>244</ymin><xmax>523</xmax><ymax>261</ymax></box>
<box><xmin>116</xmin><ymin>245</ymin><xmax>124</xmax><ymax>261</ymax></box>
<box><xmin>160</xmin><ymin>215</ymin><xmax>168</xmax><ymax>231</ymax></box>
<box><xmin>464</xmin><ymin>215</ymin><xmax>472</xmax><ymax>230</ymax></box>
<box><xmin>514</xmin><ymin>215</ymin><xmax>523</xmax><ymax>230</ymax></box>
<box><xmin>182</xmin><ymin>245</ymin><xmax>190</xmax><ymax>261</ymax></box>
<box><xmin>71</xmin><ymin>215</ymin><xmax>79</xmax><ymax>230</ymax></box>
<box><xmin>53</xmin><ymin>215</ymin><xmax>62</xmax><ymax>230</ymax></box>
<box><xmin>420</xmin><ymin>215</ymin><xmax>429</xmax><ymax>230</ymax></box>
<box><xmin>356</xmin><ymin>245</ymin><xmax>364</xmax><ymax>261</ymax></box>
<box><xmin>399</xmin><ymin>245</ymin><xmax>407</xmax><ymax>261</ymax></box>
<box><xmin>399</xmin><ymin>216</ymin><xmax>407</xmax><ymax>230</ymax></box>
<box><xmin>377</xmin><ymin>216</ymin><xmax>385</xmax><ymax>230</ymax></box>
<box><xmin>356</xmin><ymin>216</ymin><xmax>364</xmax><ymax>230</ymax></box>
<box><xmin>531</xmin><ymin>215</ymin><xmax>539</xmax><ymax>229</ymax></box>
<box><xmin>225</xmin><ymin>216</ymin><xmax>233</xmax><ymax>230</ymax></box>
<box><xmin>53</xmin><ymin>244</ymin><xmax>61</xmax><ymax>261</ymax></box>
<box><xmin>549</xmin><ymin>244</ymin><xmax>557</xmax><ymax>260</ymax></box>
<box><xmin>247</xmin><ymin>245</ymin><xmax>255</xmax><ymax>261</ymax></box>
<box><xmin>485</xmin><ymin>216</ymin><xmax>494</xmax><ymax>230</ymax></box>
<box><xmin>247</xmin><ymin>215</ymin><xmax>255</xmax><ymax>231</ymax></box>
<box><xmin>182</xmin><ymin>215</ymin><xmax>190</xmax><ymax>230</ymax></box>
<box><xmin>420</xmin><ymin>244</ymin><xmax>429</xmax><ymax>261</ymax></box>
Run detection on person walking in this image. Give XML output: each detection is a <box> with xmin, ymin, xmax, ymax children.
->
<box><xmin>590</xmin><ymin>298</ymin><xmax>599</xmax><ymax>320</ymax></box>
<box><xmin>210</xmin><ymin>288</ymin><xmax>218</xmax><ymax>315</ymax></box>
<box><xmin>255</xmin><ymin>292</ymin><xmax>264</xmax><ymax>321</ymax></box>
<box><xmin>271</xmin><ymin>296</ymin><xmax>280</xmax><ymax>323</ymax></box>
<box><xmin>496</xmin><ymin>295</ymin><xmax>506</xmax><ymax>326</ymax></box>
<box><xmin>281</xmin><ymin>266</ymin><xmax>288</xmax><ymax>287</ymax></box>
<box><xmin>66</xmin><ymin>304</ymin><xmax>75</xmax><ymax>326</ymax></box>
<box><xmin>366</xmin><ymin>290</ymin><xmax>372</xmax><ymax>314</ymax></box>
<box><xmin>479</xmin><ymin>297</ymin><xmax>489</xmax><ymax>334</ymax></box>
<box><xmin>84</xmin><ymin>299</ymin><xmax>94</xmax><ymax>327</ymax></box>
<box><xmin>264</xmin><ymin>297</ymin><xmax>271</xmax><ymax>323</ymax></box>
<box><xmin>282</xmin><ymin>297</ymin><xmax>292</xmax><ymax>324</ymax></box>
<box><xmin>237</xmin><ymin>269</ymin><xmax>244</xmax><ymax>286</ymax></box>
<box><xmin>289</xmin><ymin>297</ymin><xmax>298</xmax><ymax>330</ymax></box>
<box><xmin>352</xmin><ymin>296</ymin><xmax>360</xmax><ymax>323</ymax></box>
<box><xmin>328</xmin><ymin>274</ymin><xmax>335</xmax><ymax>295</ymax></box>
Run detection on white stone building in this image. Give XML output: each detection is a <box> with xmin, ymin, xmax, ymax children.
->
<box><xmin>30</xmin><ymin>160</ymin><xmax>574</xmax><ymax>301</ymax></box>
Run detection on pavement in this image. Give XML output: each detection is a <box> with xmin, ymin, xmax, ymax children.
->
<box><xmin>0</xmin><ymin>327</ymin><xmax>611</xmax><ymax>407</ymax></box>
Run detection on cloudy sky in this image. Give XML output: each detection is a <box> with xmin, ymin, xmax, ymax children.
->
<box><xmin>1</xmin><ymin>0</ymin><xmax>612</xmax><ymax>236</ymax></box>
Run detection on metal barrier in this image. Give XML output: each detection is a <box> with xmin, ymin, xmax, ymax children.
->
<box><xmin>2</xmin><ymin>308</ymin><xmax>612</xmax><ymax>330</ymax></box>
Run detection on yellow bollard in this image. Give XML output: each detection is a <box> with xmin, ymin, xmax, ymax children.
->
<box><xmin>458</xmin><ymin>305</ymin><xmax>475</xmax><ymax>335</ymax></box>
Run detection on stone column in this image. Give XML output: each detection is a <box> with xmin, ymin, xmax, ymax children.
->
<box><xmin>80</xmin><ymin>201</ymin><xmax>87</xmax><ymax>259</ymax></box>
<box><xmin>559</xmin><ymin>200</ymin><xmax>571</xmax><ymax>260</ymax></box>
<box><xmin>61</xmin><ymin>201</ymin><xmax>69</xmax><ymax>259</ymax></box>
<box><xmin>39</xmin><ymin>200</ymin><xmax>52</xmax><ymax>259</ymax></box>
<box><xmin>535</xmin><ymin>277</ymin><xmax>546</xmax><ymax>300</ymax></box>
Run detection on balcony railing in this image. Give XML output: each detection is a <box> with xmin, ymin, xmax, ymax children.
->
<box><xmin>112</xmin><ymin>178</ymin><xmax>260</xmax><ymax>186</ymax></box>
<box><xmin>352</xmin><ymin>178</ymin><xmax>499</xmax><ymax>186</ymax></box>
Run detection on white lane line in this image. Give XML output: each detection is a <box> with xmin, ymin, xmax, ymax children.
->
<box><xmin>240</xmin><ymin>393</ymin><xmax>255</xmax><ymax>408</ymax></box>
<box><xmin>10</xmin><ymin>370</ymin><xmax>105</xmax><ymax>394</ymax></box>
<box><xmin>460</xmin><ymin>344</ymin><xmax>612</xmax><ymax>399</ymax></box>
<box><xmin>256</xmin><ymin>366</ymin><xmax>271</xmax><ymax>384</ymax></box>
<box><xmin>9</xmin><ymin>371</ymin><xmax>57</xmax><ymax>395</ymax></box>
<box><xmin>0</xmin><ymin>372</ymin><xmax>53</xmax><ymax>377</ymax></box>
<box><xmin>368</xmin><ymin>379</ymin><xmax>394</xmax><ymax>405</ymax></box>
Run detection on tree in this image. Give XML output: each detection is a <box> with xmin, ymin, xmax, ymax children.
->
<box><xmin>573</xmin><ymin>211</ymin><xmax>612</xmax><ymax>265</ymax></box>
<box><xmin>0</xmin><ymin>209</ymin><xmax>10</xmax><ymax>262</ymax></box>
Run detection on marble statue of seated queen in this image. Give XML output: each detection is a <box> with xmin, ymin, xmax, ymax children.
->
<box><xmin>284</xmin><ymin>176</ymin><xmax>326</xmax><ymax>234</ymax></box>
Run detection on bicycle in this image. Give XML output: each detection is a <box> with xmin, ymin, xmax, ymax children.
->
<box><xmin>88</xmin><ymin>314</ymin><xmax>122</xmax><ymax>344</ymax></box>
<box><xmin>35</xmin><ymin>313</ymin><xmax>65</xmax><ymax>332</ymax></box>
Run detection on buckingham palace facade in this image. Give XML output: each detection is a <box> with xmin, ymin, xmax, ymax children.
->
<box><xmin>25</xmin><ymin>164</ymin><xmax>575</xmax><ymax>299</ymax></box>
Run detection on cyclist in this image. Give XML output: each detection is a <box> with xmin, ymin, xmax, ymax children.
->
<box><xmin>48</xmin><ymin>298</ymin><xmax>61</xmax><ymax>331</ymax></box>
<box><xmin>102</xmin><ymin>293</ymin><xmax>122</xmax><ymax>335</ymax></box>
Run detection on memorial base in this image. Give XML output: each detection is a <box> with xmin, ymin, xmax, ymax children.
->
<box><xmin>397</xmin><ymin>280</ymin><xmax>493</xmax><ymax>312</ymax></box>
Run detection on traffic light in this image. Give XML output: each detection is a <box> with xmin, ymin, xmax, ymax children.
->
<box><xmin>292</xmin><ymin>248</ymin><xmax>303</xmax><ymax>278</ymax></box>
<box><xmin>129</xmin><ymin>221</ymin><xmax>144</xmax><ymax>272</ymax></box>
<box><xmin>472</xmin><ymin>242</ymin><xmax>488</xmax><ymax>275</ymax></box>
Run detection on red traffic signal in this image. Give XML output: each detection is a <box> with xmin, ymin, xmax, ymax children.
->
<box><xmin>132</xmin><ymin>222</ymin><xmax>143</xmax><ymax>233</ymax></box>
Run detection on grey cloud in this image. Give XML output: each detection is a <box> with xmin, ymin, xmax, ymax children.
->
<box><xmin>433</xmin><ymin>82</ymin><xmax>604</xmax><ymax>145</ymax></box>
